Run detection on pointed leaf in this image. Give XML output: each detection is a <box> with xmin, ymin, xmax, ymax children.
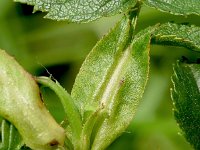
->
<box><xmin>144</xmin><ymin>0</ymin><xmax>200</xmax><ymax>16</ymax></box>
<box><xmin>71</xmin><ymin>13</ymin><xmax>136</xmax><ymax>120</ymax></box>
<box><xmin>71</xmin><ymin>11</ymin><xmax>141</xmax><ymax>149</ymax></box>
<box><xmin>91</xmin><ymin>26</ymin><xmax>155</xmax><ymax>150</ymax></box>
<box><xmin>171</xmin><ymin>61</ymin><xmax>200</xmax><ymax>150</ymax></box>
<box><xmin>14</xmin><ymin>0</ymin><xmax>137</xmax><ymax>23</ymax></box>
<box><xmin>152</xmin><ymin>23</ymin><xmax>200</xmax><ymax>52</ymax></box>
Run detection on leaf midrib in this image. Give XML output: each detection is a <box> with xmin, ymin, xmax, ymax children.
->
<box><xmin>94</xmin><ymin>47</ymin><xmax>131</xmax><ymax>114</ymax></box>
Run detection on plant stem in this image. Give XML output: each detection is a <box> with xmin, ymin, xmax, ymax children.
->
<box><xmin>36</xmin><ymin>76</ymin><xmax>82</xmax><ymax>149</ymax></box>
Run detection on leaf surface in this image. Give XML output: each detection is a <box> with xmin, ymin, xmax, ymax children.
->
<box><xmin>144</xmin><ymin>0</ymin><xmax>200</xmax><ymax>16</ymax></box>
<box><xmin>14</xmin><ymin>0</ymin><xmax>137</xmax><ymax>23</ymax></box>
<box><xmin>71</xmin><ymin>11</ymin><xmax>138</xmax><ymax>149</ymax></box>
<box><xmin>171</xmin><ymin>61</ymin><xmax>200</xmax><ymax>150</ymax></box>
<box><xmin>71</xmin><ymin>10</ymin><xmax>155</xmax><ymax>148</ymax></box>
<box><xmin>71</xmin><ymin>13</ymin><xmax>135</xmax><ymax>120</ymax></box>
<box><xmin>71</xmin><ymin>14</ymin><xmax>134</xmax><ymax>116</ymax></box>
<box><xmin>91</xmin><ymin>26</ymin><xmax>154</xmax><ymax>150</ymax></box>
<box><xmin>152</xmin><ymin>23</ymin><xmax>200</xmax><ymax>52</ymax></box>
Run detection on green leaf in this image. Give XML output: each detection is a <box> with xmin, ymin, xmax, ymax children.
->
<box><xmin>171</xmin><ymin>61</ymin><xmax>200</xmax><ymax>150</ymax></box>
<box><xmin>0</xmin><ymin>50</ymin><xmax>65</xmax><ymax>150</ymax></box>
<box><xmin>91</xmin><ymin>26</ymin><xmax>155</xmax><ymax>150</ymax></box>
<box><xmin>14</xmin><ymin>0</ymin><xmax>137</xmax><ymax>23</ymax></box>
<box><xmin>152</xmin><ymin>23</ymin><xmax>200</xmax><ymax>52</ymax></box>
<box><xmin>0</xmin><ymin>119</ymin><xmax>24</xmax><ymax>150</ymax></box>
<box><xmin>71</xmin><ymin>8</ymin><xmax>156</xmax><ymax>148</ymax></box>
<box><xmin>71</xmin><ymin>13</ymin><xmax>136</xmax><ymax>121</ymax></box>
<box><xmin>144</xmin><ymin>0</ymin><xmax>200</xmax><ymax>16</ymax></box>
<box><xmin>71</xmin><ymin>11</ymin><xmax>137</xmax><ymax>149</ymax></box>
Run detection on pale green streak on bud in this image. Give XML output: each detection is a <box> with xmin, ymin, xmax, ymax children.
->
<box><xmin>0</xmin><ymin>50</ymin><xmax>65</xmax><ymax>150</ymax></box>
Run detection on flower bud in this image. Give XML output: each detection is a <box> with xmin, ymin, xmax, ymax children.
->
<box><xmin>0</xmin><ymin>50</ymin><xmax>65</xmax><ymax>150</ymax></box>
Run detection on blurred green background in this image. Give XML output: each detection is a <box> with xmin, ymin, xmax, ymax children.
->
<box><xmin>1</xmin><ymin>1</ymin><xmax>200</xmax><ymax>149</ymax></box>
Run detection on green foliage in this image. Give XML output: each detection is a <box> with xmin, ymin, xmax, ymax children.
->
<box><xmin>152</xmin><ymin>23</ymin><xmax>200</xmax><ymax>52</ymax></box>
<box><xmin>171</xmin><ymin>61</ymin><xmax>200</xmax><ymax>150</ymax></box>
<box><xmin>34</xmin><ymin>11</ymin><xmax>156</xmax><ymax>150</ymax></box>
<box><xmin>71</xmin><ymin>13</ymin><xmax>135</xmax><ymax>119</ymax></box>
<box><xmin>91</xmin><ymin>26</ymin><xmax>156</xmax><ymax>150</ymax></box>
<box><xmin>144</xmin><ymin>0</ymin><xmax>200</xmax><ymax>16</ymax></box>
<box><xmin>71</xmin><ymin>13</ymin><xmax>137</xmax><ymax>149</ymax></box>
<box><xmin>14</xmin><ymin>0</ymin><xmax>137</xmax><ymax>23</ymax></box>
<box><xmin>13</xmin><ymin>0</ymin><xmax>200</xmax><ymax>23</ymax></box>
<box><xmin>0</xmin><ymin>0</ymin><xmax>200</xmax><ymax>150</ymax></box>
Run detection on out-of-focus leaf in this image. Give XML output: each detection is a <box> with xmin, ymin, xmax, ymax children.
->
<box><xmin>0</xmin><ymin>1</ymin><xmax>99</xmax><ymax>73</ymax></box>
<box><xmin>91</xmin><ymin>26</ymin><xmax>155</xmax><ymax>150</ymax></box>
<box><xmin>152</xmin><ymin>23</ymin><xmax>200</xmax><ymax>52</ymax></box>
<box><xmin>26</xmin><ymin>24</ymin><xmax>98</xmax><ymax>67</ymax></box>
<box><xmin>14</xmin><ymin>0</ymin><xmax>137</xmax><ymax>23</ymax></box>
<box><xmin>0</xmin><ymin>119</ymin><xmax>24</xmax><ymax>150</ymax></box>
<box><xmin>144</xmin><ymin>0</ymin><xmax>200</xmax><ymax>16</ymax></box>
<box><xmin>171</xmin><ymin>61</ymin><xmax>200</xmax><ymax>150</ymax></box>
<box><xmin>0</xmin><ymin>1</ymin><xmax>13</xmax><ymax>19</ymax></box>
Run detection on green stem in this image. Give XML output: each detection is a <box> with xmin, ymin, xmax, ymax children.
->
<box><xmin>128</xmin><ymin>0</ymin><xmax>142</xmax><ymax>40</ymax></box>
<box><xmin>80</xmin><ymin>108</ymin><xmax>103</xmax><ymax>150</ymax></box>
<box><xmin>36</xmin><ymin>76</ymin><xmax>82</xmax><ymax>149</ymax></box>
